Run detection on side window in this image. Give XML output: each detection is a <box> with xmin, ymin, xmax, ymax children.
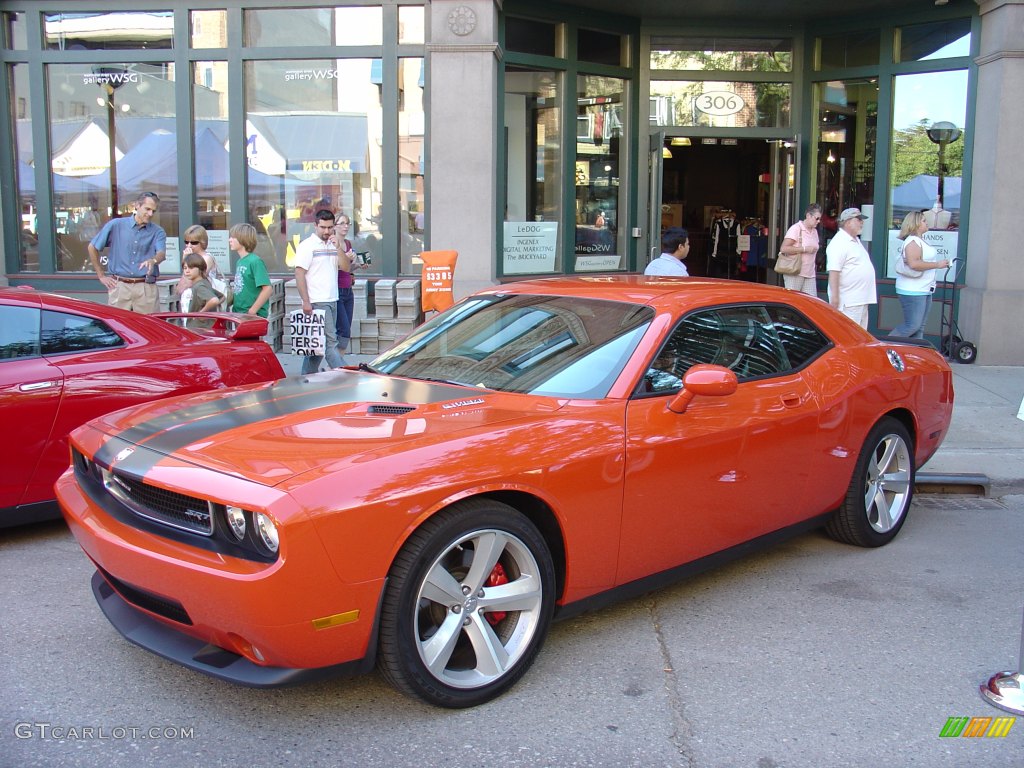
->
<box><xmin>40</xmin><ymin>310</ymin><xmax>124</xmax><ymax>355</ymax></box>
<box><xmin>766</xmin><ymin>304</ymin><xmax>830</xmax><ymax>369</ymax></box>
<box><xmin>0</xmin><ymin>305</ymin><xmax>42</xmax><ymax>360</ymax></box>
<box><xmin>642</xmin><ymin>305</ymin><xmax>789</xmax><ymax>393</ymax></box>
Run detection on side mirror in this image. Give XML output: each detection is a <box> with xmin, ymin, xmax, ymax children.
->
<box><xmin>667</xmin><ymin>364</ymin><xmax>738</xmax><ymax>414</ymax></box>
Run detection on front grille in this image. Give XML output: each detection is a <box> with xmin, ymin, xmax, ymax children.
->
<box><xmin>98</xmin><ymin>565</ymin><xmax>193</xmax><ymax>625</ymax></box>
<box><xmin>105</xmin><ymin>470</ymin><xmax>214</xmax><ymax>536</ymax></box>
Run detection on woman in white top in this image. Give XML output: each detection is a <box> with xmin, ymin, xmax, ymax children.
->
<box><xmin>889</xmin><ymin>210</ymin><xmax>950</xmax><ymax>338</ymax></box>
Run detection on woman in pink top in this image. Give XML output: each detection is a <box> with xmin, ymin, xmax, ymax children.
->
<box><xmin>780</xmin><ymin>204</ymin><xmax>822</xmax><ymax>297</ymax></box>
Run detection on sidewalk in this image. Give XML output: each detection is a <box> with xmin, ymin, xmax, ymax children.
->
<box><xmin>275</xmin><ymin>351</ymin><xmax>1024</xmax><ymax>496</ymax></box>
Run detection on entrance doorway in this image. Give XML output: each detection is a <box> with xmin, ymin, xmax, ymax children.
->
<box><xmin>654</xmin><ymin>136</ymin><xmax>796</xmax><ymax>283</ymax></box>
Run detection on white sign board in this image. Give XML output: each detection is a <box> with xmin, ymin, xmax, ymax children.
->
<box><xmin>503</xmin><ymin>222</ymin><xmax>559</xmax><ymax>274</ymax></box>
<box><xmin>886</xmin><ymin>229</ymin><xmax>959</xmax><ymax>281</ymax></box>
<box><xmin>574</xmin><ymin>254</ymin><xmax>622</xmax><ymax>272</ymax></box>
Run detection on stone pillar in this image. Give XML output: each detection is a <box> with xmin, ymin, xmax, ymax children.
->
<box><xmin>428</xmin><ymin>1</ymin><xmax>501</xmax><ymax>300</ymax></box>
<box><xmin>961</xmin><ymin>0</ymin><xmax>1024</xmax><ymax>363</ymax></box>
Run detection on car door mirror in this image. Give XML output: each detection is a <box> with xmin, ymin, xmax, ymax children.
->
<box><xmin>667</xmin><ymin>364</ymin><xmax>738</xmax><ymax>414</ymax></box>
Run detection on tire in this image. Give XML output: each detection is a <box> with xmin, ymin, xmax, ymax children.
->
<box><xmin>953</xmin><ymin>340</ymin><xmax>977</xmax><ymax>365</ymax></box>
<box><xmin>377</xmin><ymin>499</ymin><xmax>555</xmax><ymax>708</ymax></box>
<box><xmin>825</xmin><ymin>417</ymin><xmax>915</xmax><ymax>548</ymax></box>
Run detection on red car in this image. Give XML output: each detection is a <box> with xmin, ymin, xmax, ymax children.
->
<box><xmin>1</xmin><ymin>287</ymin><xmax>285</xmax><ymax>527</ymax></box>
<box><xmin>57</xmin><ymin>277</ymin><xmax>953</xmax><ymax>707</ymax></box>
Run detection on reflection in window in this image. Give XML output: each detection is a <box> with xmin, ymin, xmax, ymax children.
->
<box><xmin>191</xmin><ymin>10</ymin><xmax>228</xmax><ymax>49</ymax></box>
<box><xmin>575</xmin><ymin>75</ymin><xmax>627</xmax><ymax>271</ymax></box>
<box><xmin>896</xmin><ymin>19</ymin><xmax>971</xmax><ymax>63</ymax></box>
<box><xmin>398</xmin><ymin>6</ymin><xmax>425</xmax><ymax>45</ymax></box>
<box><xmin>506</xmin><ymin>17</ymin><xmax>560</xmax><ymax>57</ymax></box>
<box><xmin>650</xmin><ymin>37</ymin><xmax>792</xmax><ymax>73</ymax></box>
<box><xmin>193</xmin><ymin>61</ymin><xmax>231</xmax><ymax>271</ymax></box>
<box><xmin>48</xmin><ymin>63</ymin><xmax>179</xmax><ymax>272</ymax></box>
<box><xmin>889</xmin><ymin>71</ymin><xmax>967</xmax><ymax>232</ymax></box>
<box><xmin>0</xmin><ymin>305</ymin><xmax>39</xmax><ymax>360</ymax></box>
<box><xmin>11</xmin><ymin>63</ymin><xmax>37</xmax><ymax>272</ymax></box>
<box><xmin>813</xmin><ymin>78</ymin><xmax>877</xmax><ymax>252</ymax></box>
<box><xmin>244</xmin><ymin>7</ymin><xmax>382</xmax><ymax>47</ymax></box>
<box><xmin>245</xmin><ymin>59</ymin><xmax>380</xmax><ymax>274</ymax></box>
<box><xmin>5</xmin><ymin>11</ymin><xmax>26</xmax><ymax>49</ymax></box>
<box><xmin>816</xmin><ymin>30</ymin><xmax>879</xmax><ymax>70</ymax></box>
<box><xmin>41</xmin><ymin>311</ymin><xmax>124</xmax><ymax>354</ymax></box>
<box><xmin>650</xmin><ymin>81</ymin><xmax>790</xmax><ymax>129</ymax></box>
<box><xmin>503</xmin><ymin>67</ymin><xmax>562</xmax><ymax>274</ymax></box>
<box><xmin>399</xmin><ymin>58</ymin><xmax>426</xmax><ymax>274</ymax></box>
<box><xmin>44</xmin><ymin>11</ymin><xmax>174</xmax><ymax>51</ymax></box>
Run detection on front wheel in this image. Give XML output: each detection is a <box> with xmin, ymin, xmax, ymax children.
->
<box><xmin>377</xmin><ymin>499</ymin><xmax>555</xmax><ymax>707</ymax></box>
<box><xmin>825</xmin><ymin>417</ymin><xmax>915</xmax><ymax>547</ymax></box>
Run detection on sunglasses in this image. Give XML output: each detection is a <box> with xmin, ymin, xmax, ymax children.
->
<box><xmin>184</xmin><ymin>240</ymin><xmax>203</xmax><ymax>245</ymax></box>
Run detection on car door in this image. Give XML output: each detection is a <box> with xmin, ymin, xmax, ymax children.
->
<box><xmin>617</xmin><ymin>304</ymin><xmax>826</xmax><ymax>585</ymax></box>
<box><xmin>0</xmin><ymin>303</ymin><xmax>64</xmax><ymax>510</ymax></box>
<box><xmin>19</xmin><ymin>309</ymin><xmax>132</xmax><ymax>507</ymax></box>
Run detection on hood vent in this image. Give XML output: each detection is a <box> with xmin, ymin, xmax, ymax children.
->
<box><xmin>367</xmin><ymin>404</ymin><xmax>418</xmax><ymax>416</ymax></box>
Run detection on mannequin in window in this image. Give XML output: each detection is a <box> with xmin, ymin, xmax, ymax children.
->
<box><xmin>710</xmin><ymin>210</ymin><xmax>740</xmax><ymax>278</ymax></box>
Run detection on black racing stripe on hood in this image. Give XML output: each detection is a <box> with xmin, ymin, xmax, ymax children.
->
<box><xmin>96</xmin><ymin>373</ymin><xmax>476</xmax><ymax>464</ymax></box>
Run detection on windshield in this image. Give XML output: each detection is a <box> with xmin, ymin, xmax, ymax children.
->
<box><xmin>371</xmin><ymin>294</ymin><xmax>654</xmax><ymax>398</ymax></box>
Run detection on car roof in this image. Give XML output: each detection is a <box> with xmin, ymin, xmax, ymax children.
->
<box><xmin>478</xmin><ymin>275</ymin><xmax>803</xmax><ymax>308</ymax></box>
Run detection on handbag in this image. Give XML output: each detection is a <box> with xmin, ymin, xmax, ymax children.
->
<box><xmin>774</xmin><ymin>228</ymin><xmax>804</xmax><ymax>276</ymax></box>
<box><xmin>893</xmin><ymin>243</ymin><xmax>923</xmax><ymax>278</ymax></box>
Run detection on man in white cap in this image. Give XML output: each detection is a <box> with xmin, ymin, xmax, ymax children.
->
<box><xmin>825</xmin><ymin>207</ymin><xmax>876</xmax><ymax>329</ymax></box>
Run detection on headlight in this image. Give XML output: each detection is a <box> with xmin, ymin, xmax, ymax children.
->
<box><xmin>255</xmin><ymin>512</ymin><xmax>279</xmax><ymax>553</ymax></box>
<box><xmin>225</xmin><ymin>506</ymin><xmax>247</xmax><ymax>541</ymax></box>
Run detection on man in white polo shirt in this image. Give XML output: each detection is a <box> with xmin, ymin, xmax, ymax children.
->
<box><xmin>294</xmin><ymin>209</ymin><xmax>345</xmax><ymax>374</ymax></box>
<box><xmin>826</xmin><ymin>207</ymin><xmax>877</xmax><ymax>329</ymax></box>
<box><xmin>644</xmin><ymin>227</ymin><xmax>690</xmax><ymax>276</ymax></box>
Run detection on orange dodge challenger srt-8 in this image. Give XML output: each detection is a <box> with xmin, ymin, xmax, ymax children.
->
<box><xmin>57</xmin><ymin>276</ymin><xmax>953</xmax><ymax>708</ymax></box>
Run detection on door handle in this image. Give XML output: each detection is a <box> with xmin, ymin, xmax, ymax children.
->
<box><xmin>20</xmin><ymin>380</ymin><xmax>59</xmax><ymax>392</ymax></box>
<box><xmin>781</xmin><ymin>394</ymin><xmax>801</xmax><ymax>407</ymax></box>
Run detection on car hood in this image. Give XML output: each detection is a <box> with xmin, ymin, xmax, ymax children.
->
<box><xmin>88</xmin><ymin>369</ymin><xmax>565</xmax><ymax>487</ymax></box>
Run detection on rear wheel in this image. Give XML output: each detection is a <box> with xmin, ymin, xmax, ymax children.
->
<box><xmin>377</xmin><ymin>499</ymin><xmax>555</xmax><ymax>707</ymax></box>
<box><xmin>826</xmin><ymin>417</ymin><xmax>914</xmax><ymax>547</ymax></box>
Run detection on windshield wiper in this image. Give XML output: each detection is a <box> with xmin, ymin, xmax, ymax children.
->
<box><xmin>416</xmin><ymin>376</ymin><xmax>480</xmax><ymax>388</ymax></box>
<box><xmin>358</xmin><ymin>362</ymin><xmax>382</xmax><ymax>375</ymax></box>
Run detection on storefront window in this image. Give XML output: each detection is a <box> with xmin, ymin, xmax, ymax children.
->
<box><xmin>896</xmin><ymin>19</ymin><xmax>971</xmax><ymax>63</ymax></box>
<box><xmin>579</xmin><ymin>29</ymin><xmax>624</xmax><ymax>66</ymax></box>
<box><xmin>816</xmin><ymin>30</ymin><xmax>880</xmax><ymax>70</ymax></box>
<box><xmin>886</xmin><ymin>70</ymin><xmax>967</xmax><ymax>273</ymax></box>
<box><xmin>191</xmin><ymin>61</ymin><xmax>231</xmax><ymax>275</ymax></box>
<box><xmin>399</xmin><ymin>58</ymin><xmax>426</xmax><ymax>274</ymax></box>
<box><xmin>650</xmin><ymin>37</ymin><xmax>792</xmax><ymax>72</ymax></box>
<box><xmin>813</xmin><ymin>78</ymin><xmax>877</xmax><ymax>254</ymax></box>
<box><xmin>575</xmin><ymin>75</ymin><xmax>627</xmax><ymax>271</ymax></box>
<box><xmin>244</xmin><ymin>6</ymin><xmax>383</xmax><ymax>47</ymax></box>
<box><xmin>11</xmin><ymin>63</ymin><xmax>36</xmax><ymax>271</ymax></box>
<box><xmin>47</xmin><ymin>62</ymin><xmax>179</xmax><ymax>272</ymax></box>
<box><xmin>650</xmin><ymin>81</ymin><xmax>790</xmax><ymax>128</ymax></box>
<box><xmin>245</xmin><ymin>58</ymin><xmax>381</xmax><ymax>274</ymax></box>
<box><xmin>503</xmin><ymin>67</ymin><xmax>562</xmax><ymax>275</ymax></box>
<box><xmin>398</xmin><ymin>6</ymin><xmax>424</xmax><ymax>45</ymax></box>
<box><xmin>44</xmin><ymin>11</ymin><xmax>174</xmax><ymax>51</ymax></box>
<box><xmin>191</xmin><ymin>10</ymin><xmax>228</xmax><ymax>49</ymax></box>
<box><xmin>4</xmin><ymin>11</ymin><xmax>26</xmax><ymax>49</ymax></box>
<box><xmin>506</xmin><ymin>17</ymin><xmax>561</xmax><ymax>57</ymax></box>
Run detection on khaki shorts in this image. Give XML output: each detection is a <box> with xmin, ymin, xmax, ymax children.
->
<box><xmin>108</xmin><ymin>280</ymin><xmax>158</xmax><ymax>314</ymax></box>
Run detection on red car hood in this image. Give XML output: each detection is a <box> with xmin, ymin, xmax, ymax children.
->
<box><xmin>86</xmin><ymin>369</ymin><xmax>564</xmax><ymax>487</ymax></box>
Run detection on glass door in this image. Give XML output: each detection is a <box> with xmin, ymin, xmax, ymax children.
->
<box><xmin>646</xmin><ymin>130</ymin><xmax>665</xmax><ymax>266</ymax></box>
<box><xmin>768</xmin><ymin>138</ymin><xmax>798</xmax><ymax>282</ymax></box>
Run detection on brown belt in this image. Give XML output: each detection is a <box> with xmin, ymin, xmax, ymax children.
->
<box><xmin>111</xmin><ymin>275</ymin><xmax>146</xmax><ymax>283</ymax></box>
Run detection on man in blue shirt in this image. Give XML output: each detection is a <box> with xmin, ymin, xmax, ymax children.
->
<box><xmin>88</xmin><ymin>191</ymin><xmax>167</xmax><ymax>313</ymax></box>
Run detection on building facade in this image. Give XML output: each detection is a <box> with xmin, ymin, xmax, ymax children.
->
<box><xmin>2</xmin><ymin>0</ymin><xmax>1020</xmax><ymax>363</ymax></box>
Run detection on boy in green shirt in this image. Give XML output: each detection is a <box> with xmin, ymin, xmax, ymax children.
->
<box><xmin>229</xmin><ymin>223</ymin><xmax>272</xmax><ymax>317</ymax></box>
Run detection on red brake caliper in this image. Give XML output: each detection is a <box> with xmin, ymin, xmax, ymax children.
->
<box><xmin>484</xmin><ymin>563</ymin><xmax>508</xmax><ymax>625</ymax></box>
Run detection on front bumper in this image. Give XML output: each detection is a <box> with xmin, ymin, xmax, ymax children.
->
<box><xmin>58</xmin><ymin>467</ymin><xmax>383</xmax><ymax>685</ymax></box>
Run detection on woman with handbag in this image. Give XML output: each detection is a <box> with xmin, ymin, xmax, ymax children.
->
<box><xmin>779</xmin><ymin>203</ymin><xmax>822</xmax><ymax>296</ymax></box>
<box><xmin>889</xmin><ymin>210</ymin><xmax>950</xmax><ymax>338</ymax></box>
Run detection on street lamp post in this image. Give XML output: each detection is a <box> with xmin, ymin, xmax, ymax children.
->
<box><xmin>925</xmin><ymin>121</ymin><xmax>962</xmax><ymax>229</ymax></box>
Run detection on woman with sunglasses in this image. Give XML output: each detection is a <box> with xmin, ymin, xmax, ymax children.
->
<box><xmin>176</xmin><ymin>225</ymin><xmax>230</xmax><ymax>309</ymax></box>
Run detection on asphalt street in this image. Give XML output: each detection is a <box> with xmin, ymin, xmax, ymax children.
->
<box><xmin>2</xmin><ymin>492</ymin><xmax>1022</xmax><ymax>768</ymax></box>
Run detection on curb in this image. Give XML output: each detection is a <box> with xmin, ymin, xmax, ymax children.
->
<box><xmin>915</xmin><ymin>472</ymin><xmax>990</xmax><ymax>497</ymax></box>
